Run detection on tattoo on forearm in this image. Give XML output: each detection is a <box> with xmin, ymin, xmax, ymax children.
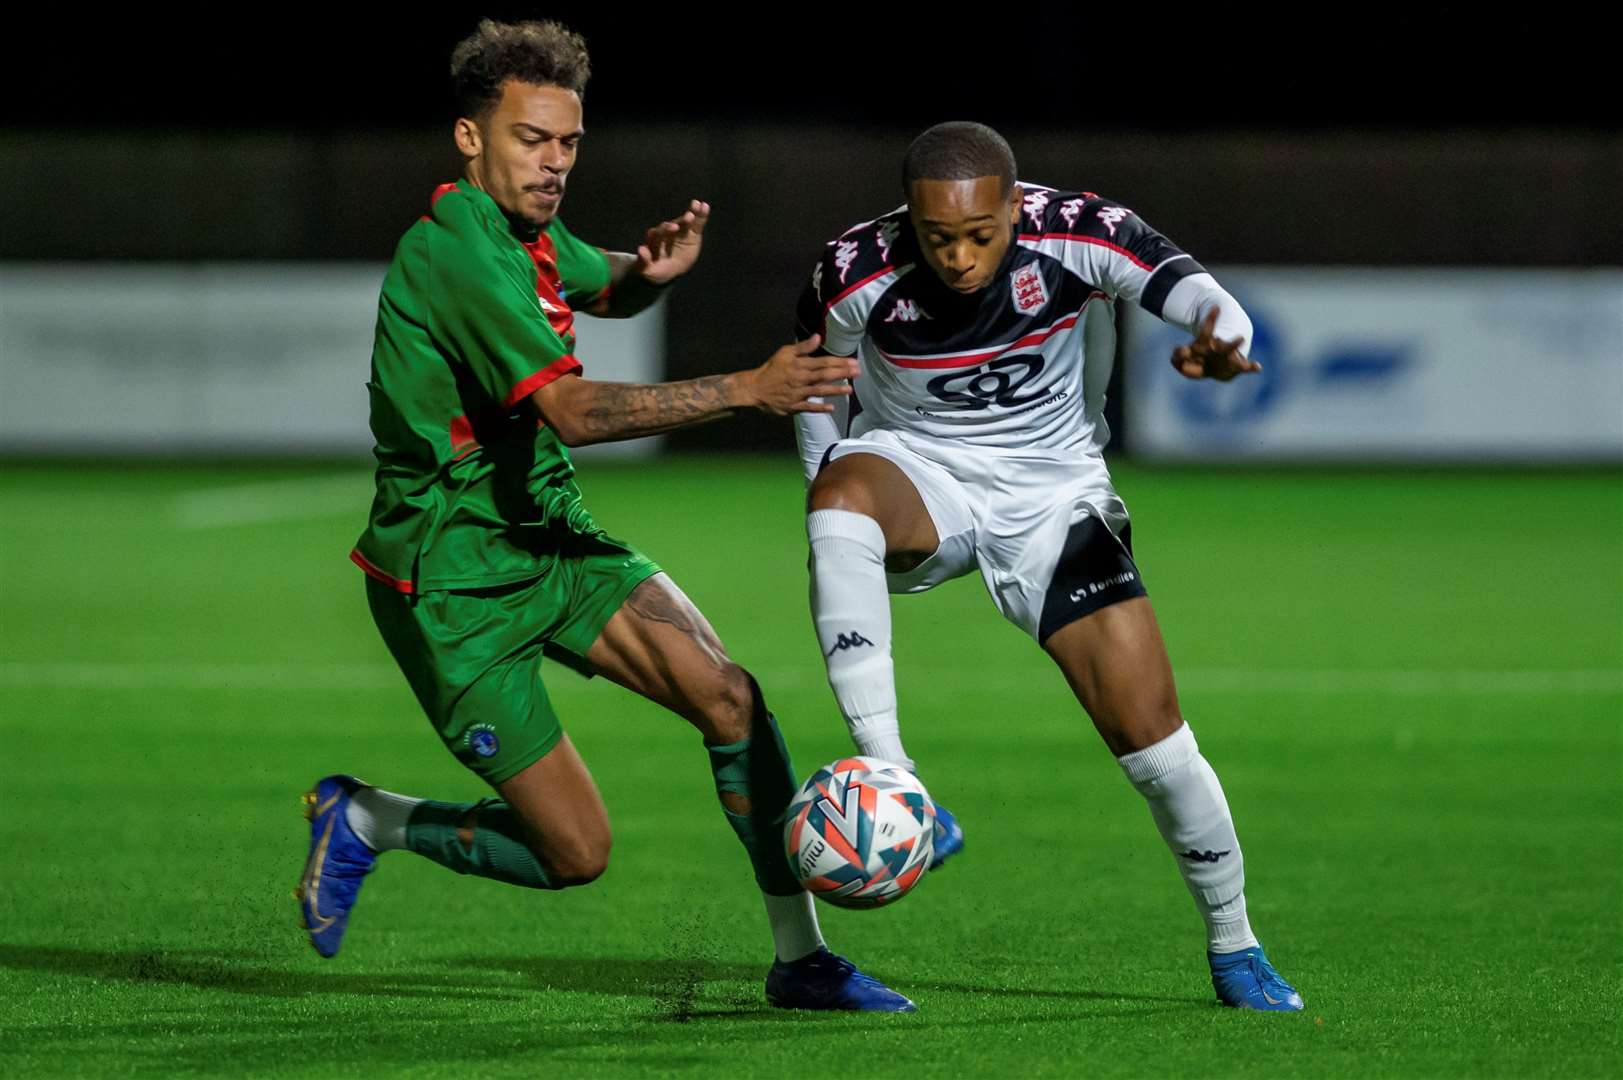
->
<box><xmin>576</xmin><ymin>375</ymin><xmax>739</xmax><ymax>440</ymax></box>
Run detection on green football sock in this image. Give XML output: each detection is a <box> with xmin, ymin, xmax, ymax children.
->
<box><xmin>707</xmin><ymin>682</ymin><xmax>803</xmax><ymax>897</ymax></box>
<box><xmin>404</xmin><ymin>798</ymin><xmax>555</xmax><ymax>889</ymax></box>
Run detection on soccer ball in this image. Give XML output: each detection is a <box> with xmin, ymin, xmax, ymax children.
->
<box><xmin>783</xmin><ymin>756</ymin><xmax>936</xmax><ymax>909</ymax></box>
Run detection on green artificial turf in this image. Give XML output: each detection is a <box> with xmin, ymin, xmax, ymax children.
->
<box><xmin>1</xmin><ymin>459</ymin><xmax>1618</xmax><ymax>1077</ymax></box>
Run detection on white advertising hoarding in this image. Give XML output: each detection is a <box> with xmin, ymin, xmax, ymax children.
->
<box><xmin>1124</xmin><ymin>268</ymin><xmax>1623</xmax><ymax>461</ymax></box>
<box><xmin>0</xmin><ymin>264</ymin><xmax>662</xmax><ymax>458</ymax></box>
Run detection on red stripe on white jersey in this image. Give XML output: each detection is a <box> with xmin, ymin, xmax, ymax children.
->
<box><xmin>823</xmin><ymin>265</ymin><xmax>900</xmax><ymax>316</ymax></box>
<box><xmin>1019</xmin><ymin>232</ymin><xmax>1153</xmax><ymax>271</ymax></box>
<box><xmin>876</xmin><ymin>295</ymin><xmax>1104</xmax><ymax>370</ymax></box>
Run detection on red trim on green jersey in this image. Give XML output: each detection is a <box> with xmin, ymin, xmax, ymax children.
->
<box><xmin>350</xmin><ymin>548</ymin><xmax>415</xmax><ymax>594</ymax></box>
<box><xmin>520</xmin><ymin>232</ymin><xmax>580</xmax><ymax>343</ymax></box>
<box><xmin>504</xmin><ymin>355</ymin><xmax>582</xmax><ymax>408</ymax></box>
<box><xmin>420</xmin><ymin>183</ymin><xmax>462</xmax><ymax>222</ymax></box>
<box><xmin>449</xmin><ymin>414</ymin><xmax>480</xmax><ymax>461</ymax></box>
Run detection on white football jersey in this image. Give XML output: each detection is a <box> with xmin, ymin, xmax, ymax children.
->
<box><xmin>793</xmin><ymin>184</ymin><xmax>1242</xmax><ymax>461</ymax></box>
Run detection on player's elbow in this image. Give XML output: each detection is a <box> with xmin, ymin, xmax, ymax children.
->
<box><xmin>547</xmin><ymin>414</ymin><xmax>590</xmax><ymax>447</ymax></box>
<box><xmin>531</xmin><ymin>381</ymin><xmax>593</xmax><ymax>447</ymax></box>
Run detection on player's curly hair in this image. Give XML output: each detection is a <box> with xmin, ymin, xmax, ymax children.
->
<box><xmin>902</xmin><ymin>122</ymin><xmax>1017</xmax><ymax>195</ymax></box>
<box><xmin>450</xmin><ymin>19</ymin><xmax>591</xmax><ymax>119</ymax></box>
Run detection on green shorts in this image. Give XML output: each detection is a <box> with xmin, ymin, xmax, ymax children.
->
<box><xmin>366</xmin><ymin>532</ymin><xmax>661</xmax><ymax>785</ymax></box>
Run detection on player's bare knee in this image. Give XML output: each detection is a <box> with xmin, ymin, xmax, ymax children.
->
<box><xmin>1111</xmin><ymin>695</ymin><xmax>1183</xmax><ymax>756</ymax></box>
<box><xmin>547</xmin><ymin>837</ymin><xmax>611</xmax><ymax>888</ymax></box>
<box><xmin>807</xmin><ymin>468</ymin><xmax>880</xmax><ymax>518</ymax></box>
<box><xmin>690</xmin><ymin>661</ymin><xmax>756</xmax><ymax>744</ymax></box>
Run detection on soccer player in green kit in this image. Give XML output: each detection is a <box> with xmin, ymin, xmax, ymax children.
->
<box><xmin>295</xmin><ymin>19</ymin><xmax>915</xmax><ymax>1011</ymax></box>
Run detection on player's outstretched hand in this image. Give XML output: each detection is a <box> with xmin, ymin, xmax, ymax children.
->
<box><xmin>1171</xmin><ymin>307</ymin><xmax>1262</xmax><ymax>382</ymax></box>
<box><xmin>747</xmin><ymin>335</ymin><xmax>859</xmax><ymax>416</ymax></box>
<box><xmin>634</xmin><ymin>200</ymin><xmax>709</xmax><ymax>285</ymax></box>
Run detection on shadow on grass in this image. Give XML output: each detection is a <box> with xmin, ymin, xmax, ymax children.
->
<box><xmin>0</xmin><ymin>943</ymin><xmax>1202</xmax><ymax>1025</ymax></box>
<box><xmin>443</xmin><ymin>953</ymin><xmax>1202</xmax><ymax>1019</ymax></box>
<box><xmin>0</xmin><ymin>944</ymin><xmax>520</xmax><ymax>1002</ymax></box>
<box><xmin>0</xmin><ymin>945</ymin><xmax>1205</xmax><ymax>1071</ymax></box>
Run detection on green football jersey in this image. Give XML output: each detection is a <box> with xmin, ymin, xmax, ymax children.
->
<box><xmin>351</xmin><ymin>182</ymin><xmax>614</xmax><ymax>593</ymax></box>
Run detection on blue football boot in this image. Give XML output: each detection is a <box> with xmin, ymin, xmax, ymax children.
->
<box><xmin>929</xmin><ymin>801</ymin><xmax>964</xmax><ymax>870</ymax></box>
<box><xmin>766</xmin><ymin>947</ymin><xmax>916</xmax><ymax>1012</ymax></box>
<box><xmin>294</xmin><ymin>775</ymin><xmax>376</xmax><ymax>959</ymax></box>
<box><xmin>1208</xmin><ymin>945</ymin><xmax>1304</xmax><ymax>1011</ymax></box>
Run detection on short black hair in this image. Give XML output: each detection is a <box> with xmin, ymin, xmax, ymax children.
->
<box><xmin>450</xmin><ymin>19</ymin><xmax>591</xmax><ymax>120</ymax></box>
<box><xmin>902</xmin><ymin>122</ymin><xmax>1017</xmax><ymax>194</ymax></box>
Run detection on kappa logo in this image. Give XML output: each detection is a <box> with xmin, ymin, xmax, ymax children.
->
<box><xmin>1096</xmin><ymin>206</ymin><xmax>1132</xmax><ymax>237</ymax></box>
<box><xmin>1059</xmin><ymin>198</ymin><xmax>1085</xmax><ymax>230</ymax></box>
<box><xmin>834</xmin><ymin>240</ymin><xmax>860</xmax><ymax>284</ymax></box>
<box><xmin>825</xmin><ymin>631</ymin><xmax>875</xmax><ymax>656</ymax></box>
<box><xmin>876</xmin><ymin>219</ymin><xmax>900</xmax><ymax>264</ymax></box>
<box><xmin>1178</xmin><ymin>848</ymin><xmax>1232</xmax><ymax>864</ymax></box>
<box><xmin>885</xmin><ymin>298</ymin><xmax>931</xmax><ymax>323</ymax></box>
<box><xmin>1011</xmin><ymin>264</ymin><xmax>1049</xmax><ymax>316</ymax></box>
<box><xmin>1022</xmin><ymin>188</ymin><xmax>1051</xmax><ymax>228</ymax></box>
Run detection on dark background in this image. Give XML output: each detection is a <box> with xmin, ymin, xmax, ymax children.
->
<box><xmin>5</xmin><ymin>8</ymin><xmax>1618</xmax><ymax>450</ymax></box>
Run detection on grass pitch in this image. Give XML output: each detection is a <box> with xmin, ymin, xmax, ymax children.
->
<box><xmin>1</xmin><ymin>458</ymin><xmax>1619</xmax><ymax>1077</ymax></box>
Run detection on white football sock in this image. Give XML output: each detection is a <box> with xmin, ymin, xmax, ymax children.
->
<box><xmin>1205</xmin><ymin>893</ymin><xmax>1258</xmax><ymax>954</ymax></box>
<box><xmin>762</xmin><ymin>891</ymin><xmax>825</xmax><ymax>962</ymax></box>
<box><xmin>344</xmin><ymin>785</ymin><xmax>423</xmax><ymax>853</ymax></box>
<box><xmin>807</xmin><ymin>509</ymin><xmax>912</xmax><ymax>771</ymax></box>
<box><xmin>1117</xmin><ymin>723</ymin><xmax>1259</xmax><ymax>954</ymax></box>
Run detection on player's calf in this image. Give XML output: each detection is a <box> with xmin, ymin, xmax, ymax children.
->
<box><xmin>1046</xmin><ymin>597</ymin><xmax>1281</xmax><ymax>973</ymax></box>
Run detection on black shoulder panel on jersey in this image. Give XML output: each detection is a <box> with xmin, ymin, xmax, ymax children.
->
<box><xmin>794</xmin><ymin>207</ymin><xmax>911</xmax><ymax>344</ymax></box>
<box><xmin>823</xmin><ymin>209</ymin><xmax>910</xmax><ymax>299</ymax></box>
<box><xmin>1021</xmin><ymin>187</ymin><xmax>1097</xmax><ymax>235</ymax></box>
<box><xmin>1071</xmin><ymin>194</ymin><xmax>1187</xmax><ymax>260</ymax></box>
<box><xmin>1057</xmin><ymin>191</ymin><xmax>1207</xmax><ymax>318</ymax></box>
<box><xmin>1030</xmin><ymin>187</ymin><xmax>1201</xmax><ymax>264</ymax></box>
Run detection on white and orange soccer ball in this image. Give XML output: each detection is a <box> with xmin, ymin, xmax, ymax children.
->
<box><xmin>783</xmin><ymin>756</ymin><xmax>936</xmax><ymax>909</ymax></box>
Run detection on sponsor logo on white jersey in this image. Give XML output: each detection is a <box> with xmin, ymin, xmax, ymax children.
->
<box><xmin>1096</xmin><ymin>206</ymin><xmax>1132</xmax><ymax>237</ymax></box>
<box><xmin>1011</xmin><ymin>264</ymin><xmax>1049</xmax><ymax>316</ymax></box>
<box><xmin>884</xmin><ymin>298</ymin><xmax>931</xmax><ymax>323</ymax></box>
<box><xmin>876</xmin><ymin>219</ymin><xmax>899</xmax><ymax>264</ymax></box>
<box><xmin>1022</xmin><ymin>188</ymin><xmax>1051</xmax><ymax>229</ymax></box>
<box><xmin>1059</xmin><ymin>198</ymin><xmax>1085</xmax><ymax>230</ymax></box>
<box><xmin>834</xmin><ymin>240</ymin><xmax>860</xmax><ymax>284</ymax></box>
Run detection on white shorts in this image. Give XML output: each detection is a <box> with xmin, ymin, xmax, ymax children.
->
<box><xmin>823</xmin><ymin>429</ymin><xmax>1141</xmax><ymax>641</ymax></box>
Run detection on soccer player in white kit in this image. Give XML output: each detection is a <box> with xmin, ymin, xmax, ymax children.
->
<box><xmin>792</xmin><ymin>122</ymin><xmax>1304</xmax><ymax>1011</ymax></box>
